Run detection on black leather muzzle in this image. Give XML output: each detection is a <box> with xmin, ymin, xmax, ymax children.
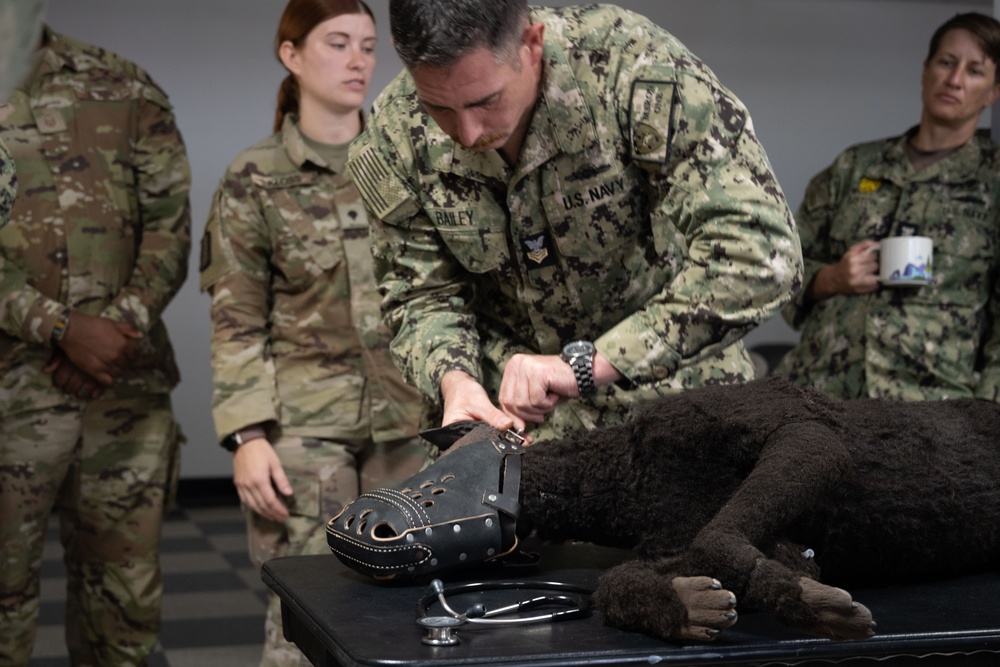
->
<box><xmin>326</xmin><ymin>423</ymin><xmax>524</xmax><ymax>581</ymax></box>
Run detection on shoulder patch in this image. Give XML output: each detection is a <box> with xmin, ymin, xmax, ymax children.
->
<box><xmin>348</xmin><ymin>143</ymin><xmax>418</xmax><ymax>223</ymax></box>
<box><xmin>198</xmin><ymin>212</ymin><xmax>234</xmax><ymax>292</ymax></box>
<box><xmin>629</xmin><ymin>80</ymin><xmax>677</xmax><ymax>169</ymax></box>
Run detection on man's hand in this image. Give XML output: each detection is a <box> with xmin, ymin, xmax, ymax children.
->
<box><xmin>807</xmin><ymin>240</ymin><xmax>880</xmax><ymax>303</ymax></box>
<box><xmin>57</xmin><ymin>312</ymin><xmax>143</xmax><ymax>385</ymax></box>
<box><xmin>232</xmin><ymin>439</ymin><xmax>294</xmax><ymax>523</ymax></box>
<box><xmin>498</xmin><ymin>354</ymin><xmax>576</xmax><ymax>424</ymax></box>
<box><xmin>441</xmin><ymin>370</ymin><xmax>517</xmax><ymax>431</ymax></box>
<box><xmin>499</xmin><ymin>351</ymin><xmax>625</xmax><ymax>425</ymax></box>
<box><xmin>43</xmin><ymin>350</ymin><xmax>105</xmax><ymax>400</ymax></box>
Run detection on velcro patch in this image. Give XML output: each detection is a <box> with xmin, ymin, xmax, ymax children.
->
<box><xmin>348</xmin><ymin>144</ymin><xmax>417</xmax><ymax>222</ymax></box>
<box><xmin>629</xmin><ymin>80</ymin><xmax>677</xmax><ymax>167</ymax></box>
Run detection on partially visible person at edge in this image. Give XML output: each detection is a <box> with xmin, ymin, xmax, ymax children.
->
<box><xmin>0</xmin><ymin>0</ymin><xmax>47</xmax><ymax>228</ymax></box>
<box><xmin>200</xmin><ymin>1</ymin><xmax>430</xmax><ymax>664</ymax></box>
<box><xmin>347</xmin><ymin>0</ymin><xmax>803</xmax><ymax>441</ymax></box>
<box><xmin>776</xmin><ymin>12</ymin><xmax>1000</xmax><ymax>402</ymax></box>
<box><xmin>0</xmin><ymin>26</ymin><xmax>191</xmax><ymax>666</ymax></box>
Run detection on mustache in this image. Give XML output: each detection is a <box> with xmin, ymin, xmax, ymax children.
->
<box><xmin>467</xmin><ymin>133</ymin><xmax>506</xmax><ymax>150</ymax></box>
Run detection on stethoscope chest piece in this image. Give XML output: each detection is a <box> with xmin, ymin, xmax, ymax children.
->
<box><xmin>417</xmin><ymin>615</ymin><xmax>463</xmax><ymax>646</ymax></box>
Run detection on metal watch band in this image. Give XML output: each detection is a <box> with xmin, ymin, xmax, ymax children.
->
<box><xmin>570</xmin><ymin>355</ymin><xmax>596</xmax><ymax>396</ymax></box>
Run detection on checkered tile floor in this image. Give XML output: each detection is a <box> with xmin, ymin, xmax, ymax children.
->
<box><xmin>30</xmin><ymin>502</ymin><xmax>268</xmax><ymax>667</ymax></box>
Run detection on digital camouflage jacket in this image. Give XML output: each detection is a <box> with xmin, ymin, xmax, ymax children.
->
<box><xmin>777</xmin><ymin>129</ymin><xmax>1000</xmax><ymax>401</ymax></box>
<box><xmin>349</xmin><ymin>4</ymin><xmax>802</xmax><ymax>436</ymax></box>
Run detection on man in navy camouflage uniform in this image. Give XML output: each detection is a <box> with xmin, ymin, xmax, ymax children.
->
<box><xmin>348</xmin><ymin>0</ymin><xmax>803</xmax><ymax>439</ymax></box>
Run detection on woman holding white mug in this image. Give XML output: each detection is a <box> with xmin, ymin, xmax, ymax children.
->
<box><xmin>777</xmin><ymin>12</ymin><xmax>1000</xmax><ymax>402</ymax></box>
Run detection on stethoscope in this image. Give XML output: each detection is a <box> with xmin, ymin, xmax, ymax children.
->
<box><xmin>416</xmin><ymin>579</ymin><xmax>593</xmax><ymax>646</ymax></box>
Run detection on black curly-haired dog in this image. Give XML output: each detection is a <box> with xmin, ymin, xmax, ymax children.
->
<box><xmin>329</xmin><ymin>377</ymin><xmax>1000</xmax><ymax>643</ymax></box>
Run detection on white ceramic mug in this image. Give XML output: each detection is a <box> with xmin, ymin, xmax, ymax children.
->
<box><xmin>879</xmin><ymin>236</ymin><xmax>933</xmax><ymax>286</ymax></box>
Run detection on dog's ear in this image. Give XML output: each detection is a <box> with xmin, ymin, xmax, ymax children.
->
<box><xmin>419</xmin><ymin>420</ymin><xmax>494</xmax><ymax>451</ymax></box>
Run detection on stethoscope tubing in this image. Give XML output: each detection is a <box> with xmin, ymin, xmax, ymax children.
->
<box><xmin>417</xmin><ymin>579</ymin><xmax>593</xmax><ymax>626</ymax></box>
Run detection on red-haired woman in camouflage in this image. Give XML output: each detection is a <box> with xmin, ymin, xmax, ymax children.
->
<box><xmin>200</xmin><ymin>1</ymin><xmax>430</xmax><ymax>665</ymax></box>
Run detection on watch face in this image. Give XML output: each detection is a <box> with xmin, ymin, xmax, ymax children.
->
<box><xmin>563</xmin><ymin>340</ymin><xmax>595</xmax><ymax>356</ymax></box>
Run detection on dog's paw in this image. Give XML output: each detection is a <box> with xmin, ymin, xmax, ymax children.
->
<box><xmin>670</xmin><ymin>576</ymin><xmax>738</xmax><ymax>641</ymax></box>
<box><xmin>798</xmin><ymin>577</ymin><xmax>875</xmax><ymax>640</ymax></box>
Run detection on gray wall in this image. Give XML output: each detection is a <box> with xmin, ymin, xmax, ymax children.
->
<box><xmin>44</xmin><ymin>0</ymin><xmax>991</xmax><ymax>478</ymax></box>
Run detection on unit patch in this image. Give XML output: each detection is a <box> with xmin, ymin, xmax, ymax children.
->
<box><xmin>629</xmin><ymin>80</ymin><xmax>677</xmax><ymax>167</ymax></box>
<box><xmin>199</xmin><ymin>232</ymin><xmax>211</xmax><ymax>272</ymax></box>
<box><xmin>633</xmin><ymin>122</ymin><xmax>665</xmax><ymax>156</ymax></box>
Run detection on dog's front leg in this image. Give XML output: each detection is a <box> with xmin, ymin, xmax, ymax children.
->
<box><xmin>595</xmin><ymin>556</ymin><xmax>739</xmax><ymax>641</ymax></box>
<box><xmin>682</xmin><ymin>419</ymin><xmax>874</xmax><ymax>639</ymax></box>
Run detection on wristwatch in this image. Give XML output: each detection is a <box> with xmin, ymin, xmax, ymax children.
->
<box><xmin>560</xmin><ymin>340</ymin><xmax>596</xmax><ymax>397</ymax></box>
<box><xmin>222</xmin><ymin>425</ymin><xmax>267</xmax><ymax>452</ymax></box>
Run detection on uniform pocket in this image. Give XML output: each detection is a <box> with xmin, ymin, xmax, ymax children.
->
<box><xmin>541</xmin><ymin>159</ymin><xmax>640</xmax><ymax>260</ymax></box>
<box><xmin>436</xmin><ymin>225</ymin><xmax>507</xmax><ymax>274</ymax></box>
<box><xmin>918</xmin><ymin>184</ymin><xmax>994</xmax><ymax>307</ymax></box>
<box><xmin>253</xmin><ymin>172</ymin><xmax>349</xmax><ymax>292</ymax></box>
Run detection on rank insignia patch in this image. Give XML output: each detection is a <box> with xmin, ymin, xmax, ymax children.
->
<box><xmin>858</xmin><ymin>177</ymin><xmax>882</xmax><ymax>194</ymax></box>
<box><xmin>522</xmin><ymin>234</ymin><xmax>555</xmax><ymax>270</ymax></box>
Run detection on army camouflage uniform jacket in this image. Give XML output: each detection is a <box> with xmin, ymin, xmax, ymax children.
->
<box><xmin>777</xmin><ymin>129</ymin><xmax>1000</xmax><ymax>401</ymax></box>
<box><xmin>0</xmin><ymin>28</ymin><xmax>191</xmax><ymax>413</ymax></box>
<box><xmin>200</xmin><ymin>115</ymin><xmax>422</xmax><ymax>444</ymax></box>
<box><xmin>349</xmin><ymin>4</ymin><xmax>803</xmax><ymax>434</ymax></box>
<box><xmin>0</xmin><ymin>142</ymin><xmax>14</xmax><ymax>228</ymax></box>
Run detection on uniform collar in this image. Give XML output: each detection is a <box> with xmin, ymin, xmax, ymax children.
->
<box><xmin>37</xmin><ymin>26</ymin><xmax>96</xmax><ymax>77</ymax></box>
<box><xmin>867</xmin><ymin>126</ymin><xmax>986</xmax><ymax>184</ymax></box>
<box><xmin>282</xmin><ymin>113</ymin><xmax>323</xmax><ymax>170</ymax></box>
<box><xmin>281</xmin><ymin>112</ymin><xmax>363</xmax><ymax>175</ymax></box>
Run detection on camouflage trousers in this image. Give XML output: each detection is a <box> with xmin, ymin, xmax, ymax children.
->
<box><xmin>247</xmin><ymin>433</ymin><xmax>431</xmax><ymax>667</ymax></box>
<box><xmin>0</xmin><ymin>394</ymin><xmax>181</xmax><ymax>667</ymax></box>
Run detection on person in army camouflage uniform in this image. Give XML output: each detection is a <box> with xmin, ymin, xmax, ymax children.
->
<box><xmin>347</xmin><ymin>0</ymin><xmax>803</xmax><ymax>440</ymax></box>
<box><xmin>0</xmin><ymin>0</ymin><xmax>46</xmax><ymax>229</ymax></box>
<box><xmin>0</xmin><ymin>143</ymin><xmax>13</xmax><ymax>227</ymax></box>
<box><xmin>200</xmin><ymin>1</ymin><xmax>429</xmax><ymax>665</ymax></box>
<box><xmin>776</xmin><ymin>13</ymin><xmax>1000</xmax><ymax>402</ymax></box>
<box><xmin>0</xmin><ymin>26</ymin><xmax>191</xmax><ymax>667</ymax></box>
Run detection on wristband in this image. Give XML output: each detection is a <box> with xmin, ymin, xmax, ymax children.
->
<box><xmin>51</xmin><ymin>307</ymin><xmax>71</xmax><ymax>344</ymax></box>
<box><xmin>222</xmin><ymin>425</ymin><xmax>268</xmax><ymax>452</ymax></box>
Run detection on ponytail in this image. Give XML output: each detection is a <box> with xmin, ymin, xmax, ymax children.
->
<box><xmin>273</xmin><ymin>74</ymin><xmax>300</xmax><ymax>133</ymax></box>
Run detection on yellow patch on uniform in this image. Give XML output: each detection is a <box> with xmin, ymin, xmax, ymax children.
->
<box><xmin>858</xmin><ymin>177</ymin><xmax>881</xmax><ymax>194</ymax></box>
